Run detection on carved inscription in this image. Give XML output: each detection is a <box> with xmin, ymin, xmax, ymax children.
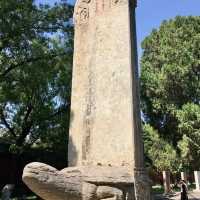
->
<box><xmin>74</xmin><ymin>0</ymin><xmax>91</xmax><ymax>24</ymax></box>
<box><xmin>82</xmin><ymin>59</ymin><xmax>96</xmax><ymax>164</ymax></box>
<box><xmin>111</xmin><ymin>0</ymin><xmax>127</xmax><ymax>5</ymax></box>
<box><xmin>111</xmin><ymin>0</ymin><xmax>136</xmax><ymax>8</ymax></box>
<box><xmin>95</xmin><ymin>0</ymin><xmax>129</xmax><ymax>14</ymax></box>
<box><xmin>96</xmin><ymin>0</ymin><xmax>110</xmax><ymax>13</ymax></box>
<box><xmin>74</xmin><ymin>0</ymin><xmax>135</xmax><ymax>22</ymax></box>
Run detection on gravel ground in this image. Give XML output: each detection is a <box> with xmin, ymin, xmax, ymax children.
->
<box><xmin>154</xmin><ymin>191</ymin><xmax>200</xmax><ymax>200</ymax></box>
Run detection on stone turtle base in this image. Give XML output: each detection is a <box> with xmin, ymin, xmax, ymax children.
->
<box><xmin>23</xmin><ymin>162</ymin><xmax>137</xmax><ymax>200</ymax></box>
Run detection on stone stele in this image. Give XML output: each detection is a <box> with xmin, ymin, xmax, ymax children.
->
<box><xmin>22</xmin><ymin>0</ymin><xmax>151</xmax><ymax>199</ymax></box>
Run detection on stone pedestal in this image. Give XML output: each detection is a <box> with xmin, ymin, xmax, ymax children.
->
<box><xmin>23</xmin><ymin>163</ymin><xmax>135</xmax><ymax>200</ymax></box>
<box><xmin>22</xmin><ymin>0</ymin><xmax>151</xmax><ymax>199</ymax></box>
<box><xmin>194</xmin><ymin>171</ymin><xmax>200</xmax><ymax>191</ymax></box>
<box><xmin>163</xmin><ymin>171</ymin><xmax>171</xmax><ymax>194</ymax></box>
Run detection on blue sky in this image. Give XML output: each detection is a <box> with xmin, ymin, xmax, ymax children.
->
<box><xmin>36</xmin><ymin>0</ymin><xmax>200</xmax><ymax>59</ymax></box>
<box><xmin>136</xmin><ymin>0</ymin><xmax>200</xmax><ymax>58</ymax></box>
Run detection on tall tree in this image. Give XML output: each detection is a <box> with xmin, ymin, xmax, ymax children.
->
<box><xmin>141</xmin><ymin>16</ymin><xmax>200</xmax><ymax>145</ymax></box>
<box><xmin>0</xmin><ymin>0</ymin><xmax>73</xmax><ymax>154</ymax></box>
<box><xmin>143</xmin><ymin>124</ymin><xmax>178</xmax><ymax>172</ymax></box>
<box><xmin>177</xmin><ymin>103</ymin><xmax>200</xmax><ymax>170</ymax></box>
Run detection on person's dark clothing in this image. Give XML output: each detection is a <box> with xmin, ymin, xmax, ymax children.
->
<box><xmin>181</xmin><ymin>183</ymin><xmax>188</xmax><ymax>200</ymax></box>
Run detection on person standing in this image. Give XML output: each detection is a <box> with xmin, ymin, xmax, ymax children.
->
<box><xmin>180</xmin><ymin>180</ymin><xmax>188</xmax><ymax>200</ymax></box>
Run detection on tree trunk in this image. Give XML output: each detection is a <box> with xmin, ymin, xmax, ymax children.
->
<box><xmin>163</xmin><ymin>170</ymin><xmax>171</xmax><ymax>194</ymax></box>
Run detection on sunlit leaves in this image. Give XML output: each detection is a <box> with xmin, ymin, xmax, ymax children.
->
<box><xmin>141</xmin><ymin>16</ymin><xmax>200</xmax><ymax>141</ymax></box>
<box><xmin>0</xmin><ymin>0</ymin><xmax>73</xmax><ymax>154</ymax></box>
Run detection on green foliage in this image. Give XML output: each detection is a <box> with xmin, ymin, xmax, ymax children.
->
<box><xmin>141</xmin><ymin>16</ymin><xmax>200</xmax><ymax>171</ymax></box>
<box><xmin>177</xmin><ymin>103</ymin><xmax>200</xmax><ymax>170</ymax></box>
<box><xmin>141</xmin><ymin>16</ymin><xmax>200</xmax><ymax>144</ymax></box>
<box><xmin>0</xmin><ymin>0</ymin><xmax>73</xmax><ymax>154</ymax></box>
<box><xmin>177</xmin><ymin>103</ymin><xmax>200</xmax><ymax>136</ymax></box>
<box><xmin>143</xmin><ymin>124</ymin><xmax>178</xmax><ymax>172</ymax></box>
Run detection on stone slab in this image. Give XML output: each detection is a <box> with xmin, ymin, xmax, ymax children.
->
<box><xmin>68</xmin><ymin>0</ymin><xmax>138</xmax><ymax>169</ymax></box>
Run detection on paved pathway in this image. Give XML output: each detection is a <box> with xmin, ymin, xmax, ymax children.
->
<box><xmin>154</xmin><ymin>191</ymin><xmax>200</xmax><ymax>200</ymax></box>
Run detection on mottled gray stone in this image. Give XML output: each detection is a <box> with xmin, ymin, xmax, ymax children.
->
<box><xmin>23</xmin><ymin>162</ymin><xmax>135</xmax><ymax>200</ymax></box>
<box><xmin>22</xmin><ymin>0</ymin><xmax>151</xmax><ymax>199</ymax></box>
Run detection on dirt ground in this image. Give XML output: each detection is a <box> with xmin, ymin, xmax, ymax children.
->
<box><xmin>154</xmin><ymin>191</ymin><xmax>200</xmax><ymax>200</ymax></box>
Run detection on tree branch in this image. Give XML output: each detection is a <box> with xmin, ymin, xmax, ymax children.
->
<box><xmin>1</xmin><ymin>52</ymin><xmax>66</xmax><ymax>78</ymax></box>
<box><xmin>16</xmin><ymin>121</ymin><xmax>33</xmax><ymax>147</ymax></box>
<box><xmin>23</xmin><ymin>104</ymin><xmax>34</xmax><ymax>125</ymax></box>
<box><xmin>16</xmin><ymin>104</ymin><xmax>34</xmax><ymax>147</ymax></box>
<box><xmin>49</xmin><ymin>104</ymin><xmax>69</xmax><ymax>119</ymax></box>
<box><xmin>0</xmin><ymin>109</ymin><xmax>16</xmax><ymax>138</ymax></box>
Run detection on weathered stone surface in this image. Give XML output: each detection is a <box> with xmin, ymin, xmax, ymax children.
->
<box><xmin>134</xmin><ymin>169</ymin><xmax>152</xmax><ymax>200</ymax></box>
<box><xmin>69</xmin><ymin>0</ymin><xmax>139</xmax><ymax>169</ymax></box>
<box><xmin>22</xmin><ymin>0</ymin><xmax>151</xmax><ymax>199</ymax></box>
<box><xmin>23</xmin><ymin>162</ymin><xmax>135</xmax><ymax>200</ymax></box>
